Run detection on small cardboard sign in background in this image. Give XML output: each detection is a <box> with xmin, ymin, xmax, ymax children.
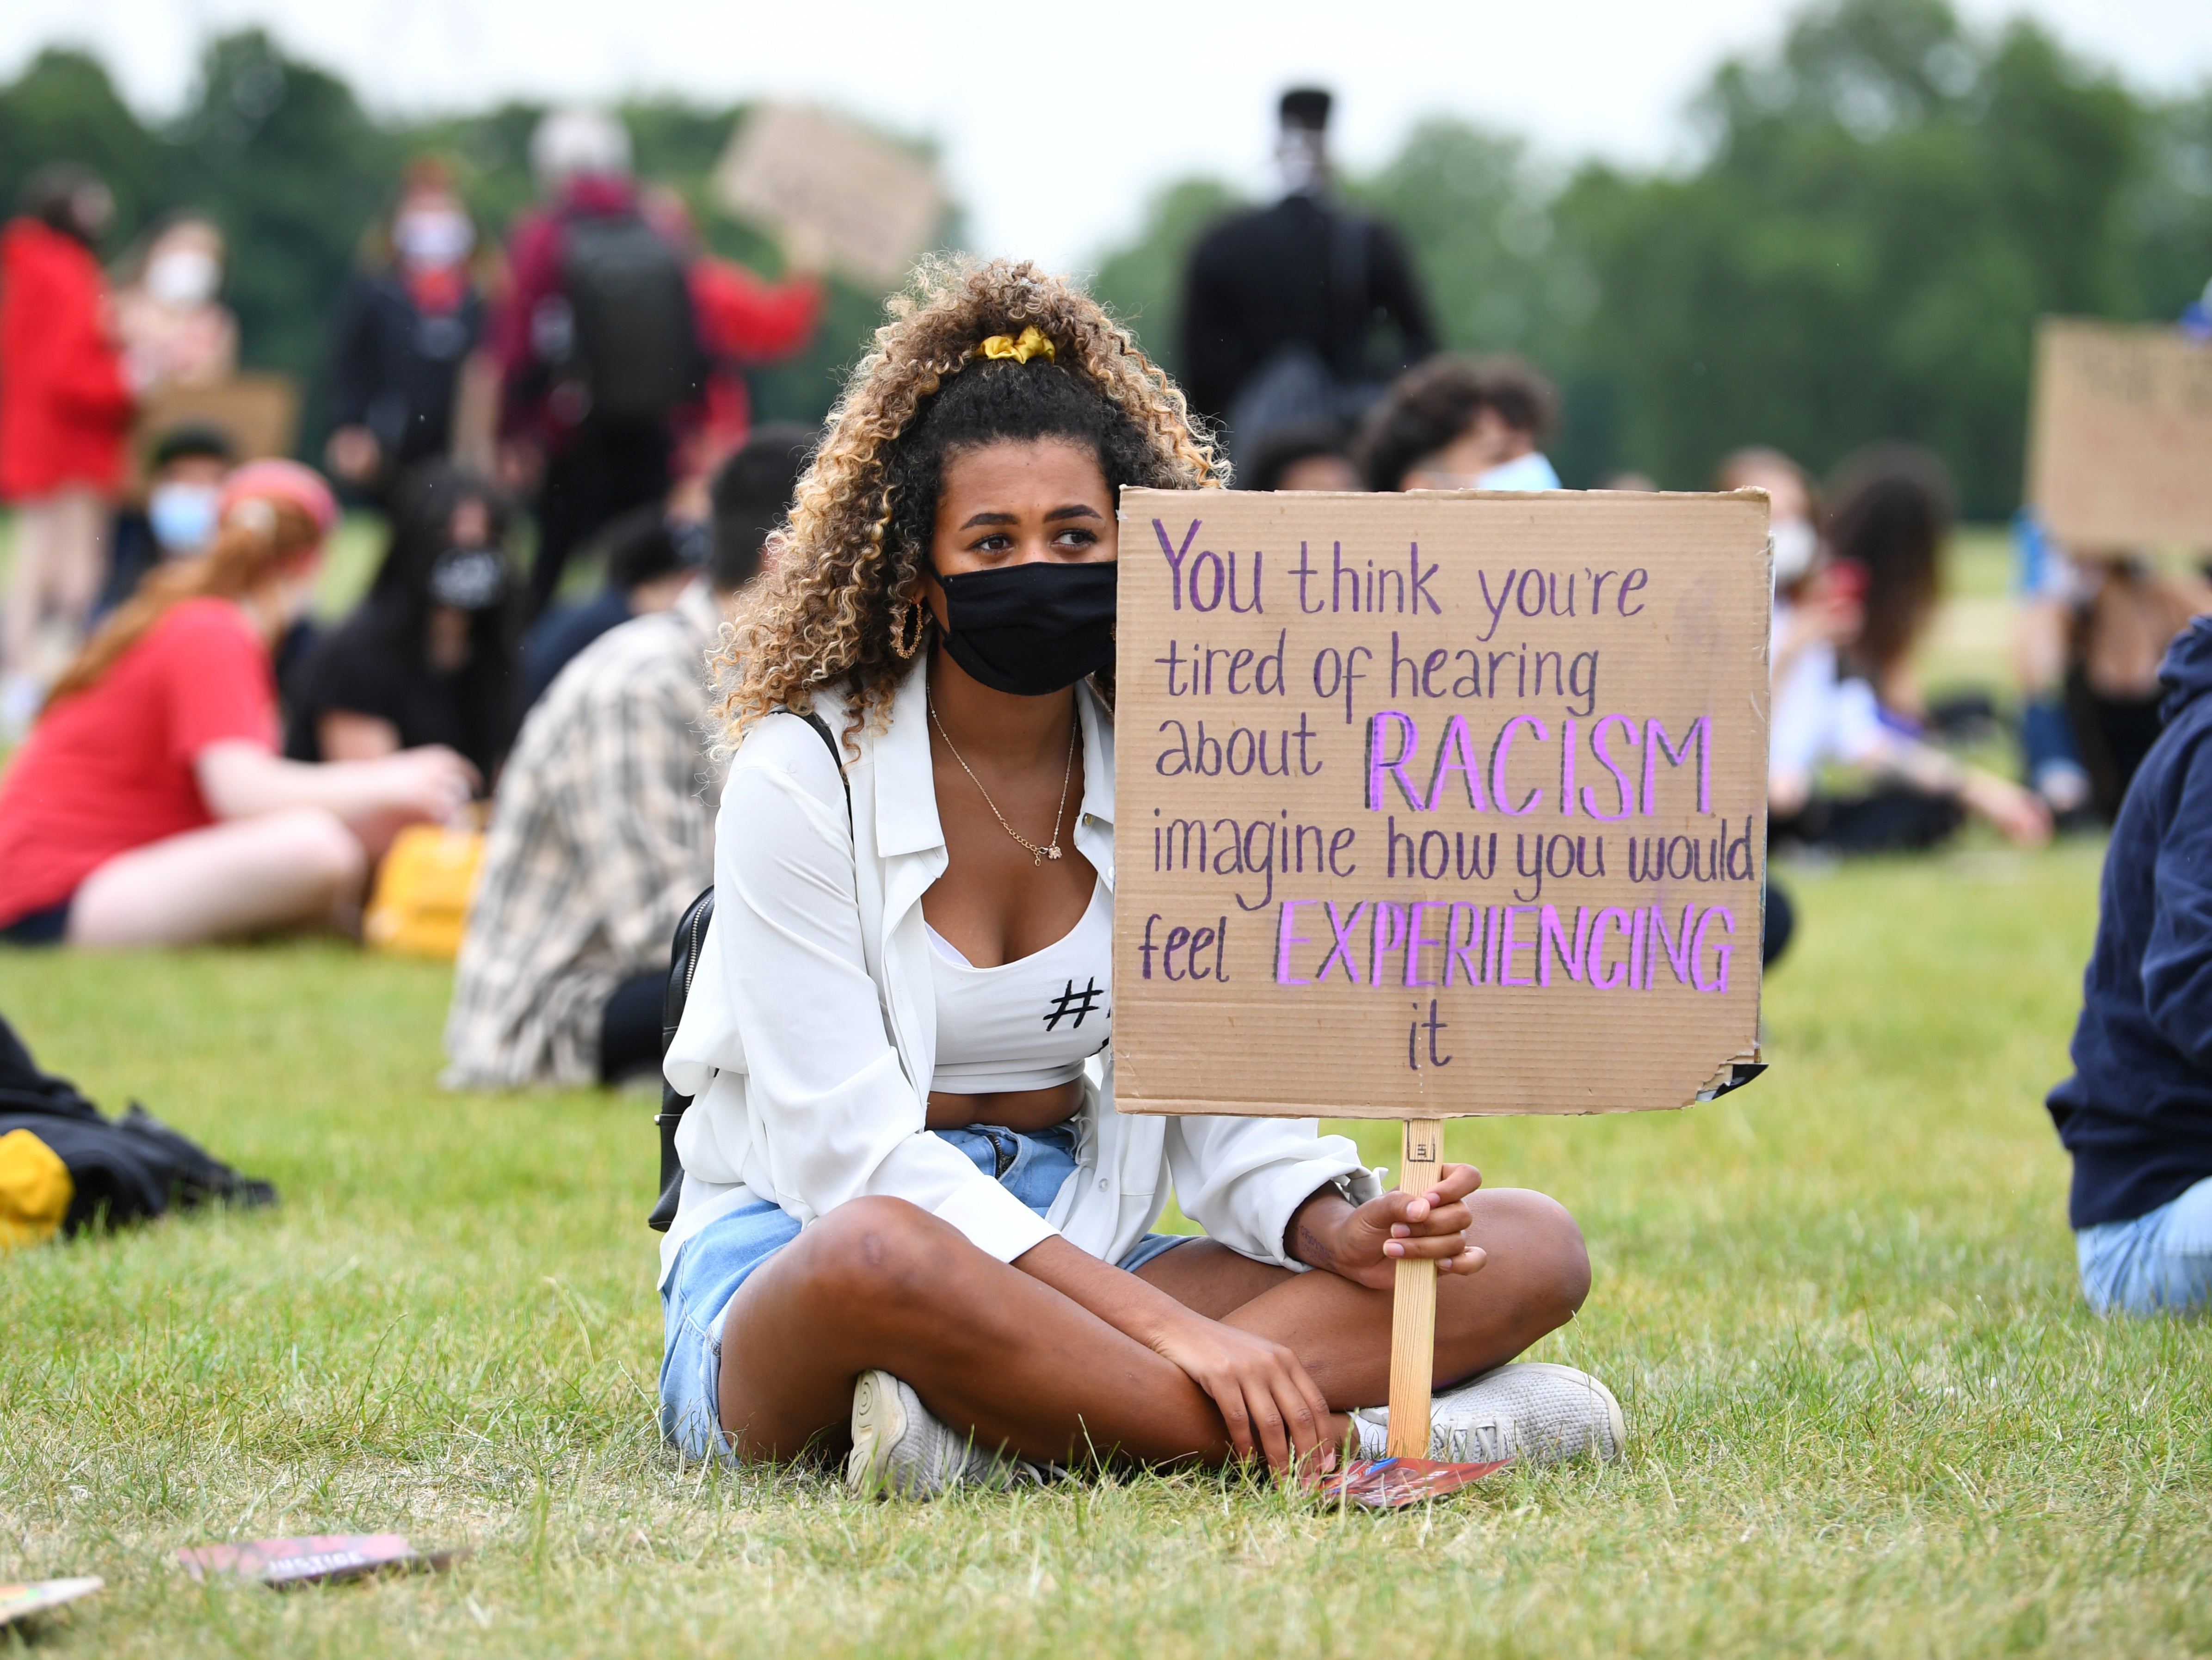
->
<box><xmin>1112</xmin><ymin>489</ymin><xmax>1769</xmax><ymax>1119</ymax></box>
<box><xmin>713</xmin><ymin>105</ymin><xmax>944</xmax><ymax>292</ymax></box>
<box><xmin>2026</xmin><ymin>318</ymin><xmax>2212</xmax><ymax>550</ymax></box>
<box><xmin>129</xmin><ymin>373</ymin><xmax>300</xmax><ymax>499</ymax></box>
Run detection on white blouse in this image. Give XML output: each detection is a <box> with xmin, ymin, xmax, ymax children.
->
<box><xmin>658</xmin><ymin>658</ymin><xmax>1380</xmax><ymax>1286</ymax></box>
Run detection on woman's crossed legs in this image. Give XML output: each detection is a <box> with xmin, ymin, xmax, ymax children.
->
<box><xmin>717</xmin><ymin>1186</ymin><xmax>1590</xmax><ymax>1469</ymax></box>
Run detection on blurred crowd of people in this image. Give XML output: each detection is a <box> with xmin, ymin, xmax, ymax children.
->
<box><xmin>0</xmin><ymin>86</ymin><xmax>2206</xmax><ymax>1071</ymax></box>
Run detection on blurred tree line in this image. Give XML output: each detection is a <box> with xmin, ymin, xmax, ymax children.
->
<box><xmin>1094</xmin><ymin>0</ymin><xmax>2212</xmax><ymax>517</ymax></box>
<box><xmin>0</xmin><ymin>31</ymin><xmax>896</xmax><ymax>448</ymax></box>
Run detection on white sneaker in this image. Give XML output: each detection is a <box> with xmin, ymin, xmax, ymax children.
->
<box><xmin>845</xmin><ymin>1370</ymin><xmax>1043</xmax><ymax>1498</ymax></box>
<box><xmin>1354</xmin><ymin>1362</ymin><xmax>1627</xmax><ymax>1466</ymax></box>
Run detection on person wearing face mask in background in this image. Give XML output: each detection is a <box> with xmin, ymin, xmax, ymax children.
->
<box><xmin>283</xmin><ymin>462</ymin><xmax>522</xmax><ymax>789</ymax></box>
<box><xmin>0</xmin><ymin>165</ymin><xmax>137</xmax><ymax>742</ymax></box>
<box><xmin>324</xmin><ymin>161</ymin><xmax>490</xmax><ymax>502</ymax></box>
<box><xmin>95</xmin><ymin>423</ymin><xmax>239</xmax><ymax>621</ymax></box>
<box><xmin>113</xmin><ymin>215</ymin><xmax>239</xmax><ymax>396</ymax></box>
<box><xmin>443</xmin><ymin>424</ymin><xmax>814</xmax><ymax>1092</ymax></box>
<box><xmin>0</xmin><ymin>462</ymin><xmax>477</xmax><ymax>947</ymax></box>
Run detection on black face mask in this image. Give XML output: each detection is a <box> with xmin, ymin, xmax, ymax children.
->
<box><xmin>932</xmin><ymin>560</ymin><xmax>1117</xmax><ymax>696</ymax></box>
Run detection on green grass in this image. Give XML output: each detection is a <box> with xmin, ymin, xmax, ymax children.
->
<box><xmin>5</xmin><ymin>841</ymin><xmax>2210</xmax><ymax>1657</ymax></box>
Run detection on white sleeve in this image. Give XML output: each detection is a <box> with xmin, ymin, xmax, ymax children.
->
<box><xmin>703</xmin><ymin>754</ymin><xmax>1054</xmax><ymax>1263</ymax></box>
<box><xmin>1164</xmin><ymin>1114</ymin><xmax>1380</xmax><ymax>1270</ymax></box>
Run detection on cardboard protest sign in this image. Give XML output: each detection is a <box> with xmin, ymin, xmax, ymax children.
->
<box><xmin>713</xmin><ymin>104</ymin><xmax>945</xmax><ymax>292</ymax></box>
<box><xmin>2026</xmin><ymin>318</ymin><xmax>2212</xmax><ymax>550</ymax></box>
<box><xmin>129</xmin><ymin>373</ymin><xmax>301</xmax><ymax>499</ymax></box>
<box><xmin>1111</xmin><ymin>489</ymin><xmax>1770</xmax><ymax>1120</ymax></box>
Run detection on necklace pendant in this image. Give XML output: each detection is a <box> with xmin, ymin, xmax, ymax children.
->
<box><xmin>1047</xmin><ymin>845</ymin><xmax>1063</xmax><ymax>861</ymax></box>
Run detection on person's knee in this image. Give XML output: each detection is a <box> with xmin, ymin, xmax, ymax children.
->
<box><xmin>794</xmin><ymin>1196</ymin><xmax>963</xmax><ymax>1318</ymax></box>
<box><xmin>275</xmin><ymin>809</ymin><xmax>368</xmax><ymax>899</ymax></box>
<box><xmin>1479</xmin><ymin>1187</ymin><xmax>1591</xmax><ymax>1323</ymax></box>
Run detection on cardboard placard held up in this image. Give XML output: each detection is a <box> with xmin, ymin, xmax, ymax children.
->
<box><xmin>2026</xmin><ymin>318</ymin><xmax>2212</xmax><ymax>550</ymax></box>
<box><xmin>129</xmin><ymin>373</ymin><xmax>300</xmax><ymax>499</ymax></box>
<box><xmin>713</xmin><ymin>105</ymin><xmax>944</xmax><ymax>292</ymax></box>
<box><xmin>1111</xmin><ymin>489</ymin><xmax>1770</xmax><ymax>1119</ymax></box>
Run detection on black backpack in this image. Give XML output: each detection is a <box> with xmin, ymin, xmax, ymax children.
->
<box><xmin>0</xmin><ymin>1013</ymin><xmax>276</xmax><ymax>1236</ymax></box>
<box><xmin>649</xmin><ymin>710</ymin><xmax>849</xmax><ymax>1232</ymax></box>
<box><xmin>560</xmin><ymin>212</ymin><xmax>705</xmax><ymax>423</ymax></box>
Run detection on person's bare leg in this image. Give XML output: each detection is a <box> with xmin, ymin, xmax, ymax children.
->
<box><xmin>715</xmin><ymin>1188</ymin><xmax>1587</xmax><ymax>1467</ymax></box>
<box><xmin>68</xmin><ymin>809</ymin><xmax>369</xmax><ymax>946</ymax></box>
<box><xmin>718</xmin><ymin>1197</ymin><xmax>1355</xmax><ymax>1467</ymax></box>
<box><xmin>1135</xmin><ymin>1187</ymin><xmax>1591</xmax><ymax>1406</ymax></box>
<box><xmin>2</xmin><ymin>495</ymin><xmax>57</xmax><ymax>677</ymax></box>
<box><xmin>45</xmin><ymin>488</ymin><xmax>107</xmax><ymax>648</ymax></box>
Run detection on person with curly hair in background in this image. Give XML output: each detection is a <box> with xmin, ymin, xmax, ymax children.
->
<box><xmin>655</xmin><ymin>258</ymin><xmax>1620</xmax><ymax>1497</ymax></box>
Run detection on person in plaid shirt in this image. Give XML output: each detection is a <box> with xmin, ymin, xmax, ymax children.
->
<box><xmin>442</xmin><ymin>426</ymin><xmax>813</xmax><ymax>1088</ymax></box>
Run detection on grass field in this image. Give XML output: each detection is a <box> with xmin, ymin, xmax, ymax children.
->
<box><xmin>7</xmin><ymin>840</ymin><xmax>2212</xmax><ymax>1657</ymax></box>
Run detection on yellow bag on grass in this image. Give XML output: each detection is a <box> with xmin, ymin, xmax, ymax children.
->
<box><xmin>364</xmin><ymin>824</ymin><xmax>485</xmax><ymax>959</ymax></box>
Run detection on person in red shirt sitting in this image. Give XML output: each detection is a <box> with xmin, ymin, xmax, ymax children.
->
<box><xmin>0</xmin><ymin>461</ymin><xmax>478</xmax><ymax>947</ymax></box>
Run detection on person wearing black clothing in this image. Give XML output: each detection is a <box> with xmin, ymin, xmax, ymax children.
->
<box><xmin>2050</xmin><ymin>616</ymin><xmax>2212</xmax><ymax>1316</ymax></box>
<box><xmin>1179</xmin><ymin>88</ymin><xmax>1436</xmax><ymax>466</ymax></box>
<box><xmin>324</xmin><ymin>161</ymin><xmax>487</xmax><ymax>500</ymax></box>
<box><xmin>284</xmin><ymin>463</ymin><xmax>521</xmax><ymax>787</ymax></box>
<box><xmin>518</xmin><ymin>506</ymin><xmax>708</xmax><ymax>710</ymax></box>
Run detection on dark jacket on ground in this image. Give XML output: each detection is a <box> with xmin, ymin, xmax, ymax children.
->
<box><xmin>1179</xmin><ymin>191</ymin><xmax>1435</xmax><ymax>422</ymax></box>
<box><xmin>2049</xmin><ymin>616</ymin><xmax>2212</xmax><ymax>1227</ymax></box>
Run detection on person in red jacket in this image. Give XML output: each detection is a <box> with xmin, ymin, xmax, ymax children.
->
<box><xmin>0</xmin><ymin>165</ymin><xmax>137</xmax><ymax>739</ymax></box>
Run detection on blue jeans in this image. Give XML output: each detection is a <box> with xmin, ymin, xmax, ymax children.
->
<box><xmin>2076</xmin><ymin>1175</ymin><xmax>2212</xmax><ymax>1316</ymax></box>
<box><xmin>659</xmin><ymin>1122</ymin><xmax>1192</xmax><ymax>1461</ymax></box>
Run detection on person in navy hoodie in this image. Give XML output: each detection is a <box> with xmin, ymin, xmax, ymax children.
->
<box><xmin>2050</xmin><ymin>614</ymin><xmax>2212</xmax><ymax>1314</ymax></box>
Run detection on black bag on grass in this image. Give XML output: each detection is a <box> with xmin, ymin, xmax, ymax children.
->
<box><xmin>0</xmin><ymin>1011</ymin><xmax>277</xmax><ymax>1237</ymax></box>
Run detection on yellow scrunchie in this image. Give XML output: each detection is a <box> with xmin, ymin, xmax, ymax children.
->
<box><xmin>977</xmin><ymin>326</ymin><xmax>1056</xmax><ymax>364</ymax></box>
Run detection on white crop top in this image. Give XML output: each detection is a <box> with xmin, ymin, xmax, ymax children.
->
<box><xmin>925</xmin><ymin>880</ymin><xmax>1112</xmax><ymax>1094</ymax></box>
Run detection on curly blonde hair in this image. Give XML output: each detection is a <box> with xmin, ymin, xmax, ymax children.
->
<box><xmin>711</xmin><ymin>257</ymin><xmax>1224</xmax><ymax>753</ymax></box>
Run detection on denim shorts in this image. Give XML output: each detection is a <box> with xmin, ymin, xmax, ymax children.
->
<box><xmin>2076</xmin><ymin>1174</ymin><xmax>2212</xmax><ymax>1316</ymax></box>
<box><xmin>658</xmin><ymin>1121</ymin><xmax>1193</xmax><ymax>1461</ymax></box>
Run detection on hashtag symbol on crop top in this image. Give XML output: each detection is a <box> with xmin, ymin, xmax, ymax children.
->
<box><xmin>1045</xmin><ymin>978</ymin><xmax>1105</xmax><ymax>1031</ymax></box>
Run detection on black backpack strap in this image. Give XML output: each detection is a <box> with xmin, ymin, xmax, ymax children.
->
<box><xmin>647</xmin><ymin>706</ymin><xmax>852</xmax><ymax>1233</ymax></box>
<box><xmin>792</xmin><ymin>707</ymin><xmax>852</xmax><ymax>832</ymax></box>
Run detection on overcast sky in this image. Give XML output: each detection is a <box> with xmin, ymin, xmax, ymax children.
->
<box><xmin>5</xmin><ymin>0</ymin><xmax>2209</xmax><ymax>271</ymax></box>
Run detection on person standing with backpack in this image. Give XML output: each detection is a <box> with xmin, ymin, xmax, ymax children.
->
<box><xmin>1179</xmin><ymin>89</ymin><xmax>1436</xmax><ymax>473</ymax></box>
<box><xmin>492</xmin><ymin>108</ymin><xmax>707</xmax><ymax>616</ymax></box>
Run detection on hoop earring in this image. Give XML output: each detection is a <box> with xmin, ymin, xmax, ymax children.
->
<box><xmin>895</xmin><ymin>599</ymin><xmax>926</xmax><ymax>659</ymax></box>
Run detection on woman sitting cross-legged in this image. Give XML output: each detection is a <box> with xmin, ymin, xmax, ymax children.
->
<box><xmin>658</xmin><ymin>259</ymin><xmax>1623</xmax><ymax>1494</ymax></box>
<box><xmin>0</xmin><ymin>462</ymin><xmax>478</xmax><ymax>947</ymax></box>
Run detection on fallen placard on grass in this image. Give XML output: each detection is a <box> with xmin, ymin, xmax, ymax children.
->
<box><xmin>0</xmin><ymin>1577</ymin><xmax>103</xmax><ymax>1626</ymax></box>
<box><xmin>2025</xmin><ymin>317</ymin><xmax>2212</xmax><ymax>551</ymax></box>
<box><xmin>1320</xmin><ymin>1456</ymin><xmax>1511</xmax><ymax>1510</ymax></box>
<box><xmin>176</xmin><ymin>1533</ymin><xmax>461</xmax><ymax>1587</ymax></box>
<box><xmin>1112</xmin><ymin>487</ymin><xmax>1772</xmax><ymax>1452</ymax></box>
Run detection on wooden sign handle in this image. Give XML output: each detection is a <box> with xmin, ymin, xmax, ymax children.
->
<box><xmin>1385</xmin><ymin>1118</ymin><xmax>1444</xmax><ymax>1457</ymax></box>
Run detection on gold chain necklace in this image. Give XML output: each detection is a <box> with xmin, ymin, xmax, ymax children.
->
<box><xmin>927</xmin><ymin>698</ymin><xmax>1078</xmax><ymax>866</ymax></box>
